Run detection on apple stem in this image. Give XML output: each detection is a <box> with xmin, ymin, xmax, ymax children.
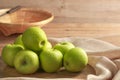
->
<box><xmin>22</xmin><ymin>60</ymin><xmax>27</xmax><ymax>65</ymax></box>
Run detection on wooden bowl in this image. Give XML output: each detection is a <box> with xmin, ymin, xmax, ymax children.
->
<box><xmin>0</xmin><ymin>8</ymin><xmax>54</xmax><ymax>36</ymax></box>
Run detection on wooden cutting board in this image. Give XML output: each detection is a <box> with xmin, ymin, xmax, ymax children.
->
<box><xmin>0</xmin><ymin>57</ymin><xmax>95</xmax><ymax>79</ymax></box>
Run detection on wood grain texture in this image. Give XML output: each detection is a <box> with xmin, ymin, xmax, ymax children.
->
<box><xmin>1</xmin><ymin>23</ymin><xmax>120</xmax><ymax>53</ymax></box>
<box><xmin>1</xmin><ymin>0</ymin><xmax>120</xmax><ymax>22</ymax></box>
<box><xmin>43</xmin><ymin>23</ymin><xmax>120</xmax><ymax>38</ymax></box>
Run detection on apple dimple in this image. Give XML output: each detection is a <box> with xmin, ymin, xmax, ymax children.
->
<box><xmin>65</xmin><ymin>61</ymin><xmax>69</xmax><ymax>66</ymax></box>
<box><xmin>39</xmin><ymin>40</ymin><xmax>46</xmax><ymax>47</ymax></box>
<box><xmin>20</xmin><ymin>56</ymin><xmax>28</xmax><ymax>66</ymax></box>
<box><xmin>41</xmin><ymin>41</ymin><xmax>45</xmax><ymax>45</ymax></box>
<box><xmin>61</xmin><ymin>42</ymin><xmax>68</xmax><ymax>45</ymax></box>
<box><xmin>21</xmin><ymin>60</ymin><xmax>27</xmax><ymax>65</ymax></box>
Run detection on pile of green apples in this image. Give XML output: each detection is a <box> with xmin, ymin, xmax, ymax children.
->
<box><xmin>1</xmin><ymin>27</ymin><xmax>88</xmax><ymax>74</ymax></box>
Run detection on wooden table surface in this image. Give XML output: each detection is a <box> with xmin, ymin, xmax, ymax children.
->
<box><xmin>0</xmin><ymin>23</ymin><xmax>120</xmax><ymax>79</ymax></box>
<box><xmin>1</xmin><ymin>23</ymin><xmax>120</xmax><ymax>51</ymax></box>
<box><xmin>1</xmin><ymin>23</ymin><xmax>120</xmax><ymax>56</ymax></box>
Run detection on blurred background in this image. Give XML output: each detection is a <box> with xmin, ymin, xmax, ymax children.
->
<box><xmin>1</xmin><ymin>0</ymin><xmax>120</xmax><ymax>23</ymax></box>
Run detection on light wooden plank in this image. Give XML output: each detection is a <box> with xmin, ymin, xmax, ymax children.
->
<box><xmin>43</xmin><ymin>23</ymin><xmax>120</xmax><ymax>37</ymax></box>
<box><xmin>1</xmin><ymin>0</ymin><xmax>120</xmax><ymax>22</ymax></box>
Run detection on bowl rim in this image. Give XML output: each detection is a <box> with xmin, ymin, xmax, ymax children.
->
<box><xmin>0</xmin><ymin>8</ymin><xmax>54</xmax><ymax>25</ymax></box>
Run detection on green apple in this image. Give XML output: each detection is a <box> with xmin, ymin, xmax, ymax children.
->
<box><xmin>22</xmin><ymin>27</ymin><xmax>47</xmax><ymax>51</ymax></box>
<box><xmin>31</xmin><ymin>41</ymin><xmax>52</xmax><ymax>56</ymax></box>
<box><xmin>14</xmin><ymin>50</ymin><xmax>39</xmax><ymax>74</ymax></box>
<box><xmin>40</xmin><ymin>49</ymin><xmax>63</xmax><ymax>73</ymax></box>
<box><xmin>53</xmin><ymin>42</ymin><xmax>75</xmax><ymax>55</ymax></box>
<box><xmin>43</xmin><ymin>41</ymin><xmax>52</xmax><ymax>50</ymax></box>
<box><xmin>64</xmin><ymin>47</ymin><xmax>88</xmax><ymax>72</ymax></box>
<box><xmin>14</xmin><ymin>35</ymin><xmax>24</xmax><ymax>47</ymax></box>
<box><xmin>1</xmin><ymin>44</ymin><xmax>24</xmax><ymax>67</ymax></box>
